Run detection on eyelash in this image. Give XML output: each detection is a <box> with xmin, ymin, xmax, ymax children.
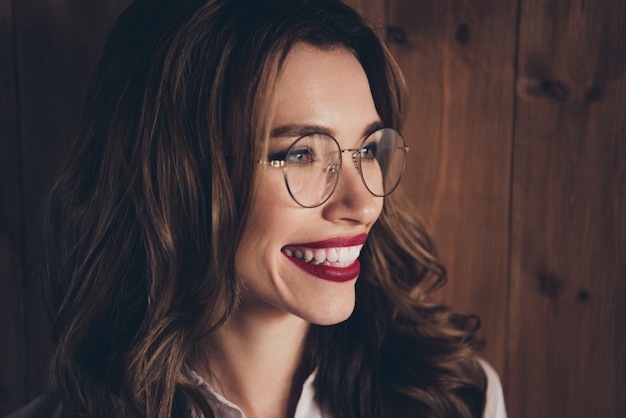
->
<box><xmin>268</xmin><ymin>147</ymin><xmax>317</xmax><ymax>164</ymax></box>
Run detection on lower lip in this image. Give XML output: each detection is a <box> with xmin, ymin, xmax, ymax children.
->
<box><xmin>285</xmin><ymin>255</ymin><xmax>360</xmax><ymax>282</ymax></box>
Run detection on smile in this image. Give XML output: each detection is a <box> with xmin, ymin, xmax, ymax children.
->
<box><xmin>281</xmin><ymin>234</ymin><xmax>367</xmax><ymax>282</ymax></box>
<box><xmin>281</xmin><ymin>245</ymin><xmax>363</xmax><ymax>267</ymax></box>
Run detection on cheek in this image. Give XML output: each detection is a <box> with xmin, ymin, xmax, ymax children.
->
<box><xmin>234</xmin><ymin>176</ymin><xmax>293</xmax><ymax>272</ymax></box>
<box><xmin>370</xmin><ymin>197</ymin><xmax>384</xmax><ymax>225</ymax></box>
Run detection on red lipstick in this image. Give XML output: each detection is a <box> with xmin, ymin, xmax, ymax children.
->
<box><xmin>282</xmin><ymin>233</ymin><xmax>367</xmax><ymax>282</ymax></box>
<box><xmin>287</xmin><ymin>233</ymin><xmax>367</xmax><ymax>249</ymax></box>
<box><xmin>285</xmin><ymin>256</ymin><xmax>361</xmax><ymax>282</ymax></box>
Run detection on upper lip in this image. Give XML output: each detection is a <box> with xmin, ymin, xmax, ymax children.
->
<box><xmin>285</xmin><ymin>233</ymin><xmax>368</xmax><ymax>248</ymax></box>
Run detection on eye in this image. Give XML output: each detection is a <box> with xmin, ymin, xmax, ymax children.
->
<box><xmin>360</xmin><ymin>141</ymin><xmax>378</xmax><ymax>160</ymax></box>
<box><xmin>286</xmin><ymin>147</ymin><xmax>316</xmax><ymax>165</ymax></box>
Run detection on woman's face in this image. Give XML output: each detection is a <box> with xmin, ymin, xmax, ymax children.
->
<box><xmin>234</xmin><ymin>43</ymin><xmax>384</xmax><ymax>325</ymax></box>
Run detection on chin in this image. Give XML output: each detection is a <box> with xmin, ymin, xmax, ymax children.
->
<box><xmin>298</xmin><ymin>295</ymin><xmax>356</xmax><ymax>326</ymax></box>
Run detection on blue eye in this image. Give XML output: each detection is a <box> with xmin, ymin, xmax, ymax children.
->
<box><xmin>287</xmin><ymin>147</ymin><xmax>316</xmax><ymax>165</ymax></box>
<box><xmin>360</xmin><ymin>142</ymin><xmax>377</xmax><ymax>160</ymax></box>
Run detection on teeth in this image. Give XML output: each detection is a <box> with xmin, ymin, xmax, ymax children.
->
<box><xmin>327</xmin><ymin>248</ymin><xmax>338</xmax><ymax>263</ymax></box>
<box><xmin>338</xmin><ymin>247</ymin><xmax>349</xmax><ymax>264</ymax></box>
<box><xmin>282</xmin><ymin>244</ymin><xmax>364</xmax><ymax>266</ymax></box>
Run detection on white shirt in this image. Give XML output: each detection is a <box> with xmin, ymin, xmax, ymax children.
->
<box><xmin>479</xmin><ymin>359</ymin><xmax>508</xmax><ymax>418</ymax></box>
<box><xmin>188</xmin><ymin>359</ymin><xmax>507</xmax><ymax>418</ymax></box>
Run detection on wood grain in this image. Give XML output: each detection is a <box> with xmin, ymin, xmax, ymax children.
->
<box><xmin>386</xmin><ymin>0</ymin><xmax>518</xmax><ymax>383</ymax></box>
<box><xmin>510</xmin><ymin>0</ymin><xmax>626</xmax><ymax>416</ymax></box>
<box><xmin>0</xmin><ymin>0</ymin><xmax>25</xmax><ymax>414</ymax></box>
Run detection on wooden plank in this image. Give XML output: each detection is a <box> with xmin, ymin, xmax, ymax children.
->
<box><xmin>387</xmin><ymin>0</ymin><xmax>518</xmax><ymax>385</ymax></box>
<box><xmin>11</xmin><ymin>0</ymin><xmax>133</xmax><ymax>403</ymax></box>
<box><xmin>510</xmin><ymin>0</ymin><xmax>626</xmax><ymax>416</ymax></box>
<box><xmin>0</xmin><ymin>0</ymin><xmax>26</xmax><ymax>414</ymax></box>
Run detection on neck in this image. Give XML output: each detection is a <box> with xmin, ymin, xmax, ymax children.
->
<box><xmin>199</xmin><ymin>301</ymin><xmax>312</xmax><ymax>418</ymax></box>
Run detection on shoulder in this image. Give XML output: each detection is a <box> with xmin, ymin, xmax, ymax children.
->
<box><xmin>4</xmin><ymin>394</ymin><xmax>64</xmax><ymax>418</ymax></box>
<box><xmin>478</xmin><ymin>359</ymin><xmax>507</xmax><ymax>418</ymax></box>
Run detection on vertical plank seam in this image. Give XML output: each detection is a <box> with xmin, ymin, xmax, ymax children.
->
<box><xmin>505</xmin><ymin>0</ymin><xmax>525</xmax><ymax>401</ymax></box>
<box><xmin>10</xmin><ymin>0</ymin><xmax>28</xmax><ymax>405</ymax></box>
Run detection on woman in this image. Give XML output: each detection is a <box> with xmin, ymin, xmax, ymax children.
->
<box><xmin>10</xmin><ymin>0</ymin><xmax>506</xmax><ymax>417</ymax></box>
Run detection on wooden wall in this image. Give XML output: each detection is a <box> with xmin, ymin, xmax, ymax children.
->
<box><xmin>1</xmin><ymin>0</ymin><xmax>624</xmax><ymax>416</ymax></box>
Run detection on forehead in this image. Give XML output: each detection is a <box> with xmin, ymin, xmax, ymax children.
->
<box><xmin>270</xmin><ymin>43</ymin><xmax>380</xmax><ymax>136</ymax></box>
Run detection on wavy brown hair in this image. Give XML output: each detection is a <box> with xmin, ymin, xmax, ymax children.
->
<box><xmin>43</xmin><ymin>0</ymin><xmax>486</xmax><ymax>417</ymax></box>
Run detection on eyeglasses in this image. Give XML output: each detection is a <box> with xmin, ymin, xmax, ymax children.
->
<box><xmin>258</xmin><ymin>127</ymin><xmax>409</xmax><ymax>208</ymax></box>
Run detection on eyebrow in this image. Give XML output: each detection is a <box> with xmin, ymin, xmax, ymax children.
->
<box><xmin>269</xmin><ymin>120</ymin><xmax>385</xmax><ymax>140</ymax></box>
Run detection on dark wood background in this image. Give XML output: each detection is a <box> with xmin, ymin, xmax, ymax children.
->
<box><xmin>1</xmin><ymin>0</ymin><xmax>624</xmax><ymax>417</ymax></box>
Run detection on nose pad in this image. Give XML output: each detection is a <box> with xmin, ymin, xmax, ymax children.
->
<box><xmin>337</xmin><ymin>148</ymin><xmax>364</xmax><ymax>190</ymax></box>
<box><xmin>351</xmin><ymin>151</ymin><xmax>359</xmax><ymax>170</ymax></box>
<box><xmin>341</xmin><ymin>149</ymin><xmax>361</xmax><ymax>170</ymax></box>
<box><xmin>325</xmin><ymin>163</ymin><xmax>340</xmax><ymax>184</ymax></box>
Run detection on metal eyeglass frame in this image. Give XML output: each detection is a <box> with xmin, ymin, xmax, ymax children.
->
<box><xmin>257</xmin><ymin>127</ymin><xmax>409</xmax><ymax>208</ymax></box>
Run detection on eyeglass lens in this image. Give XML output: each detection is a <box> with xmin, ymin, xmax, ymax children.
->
<box><xmin>283</xmin><ymin>128</ymin><xmax>406</xmax><ymax>208</ymax></box>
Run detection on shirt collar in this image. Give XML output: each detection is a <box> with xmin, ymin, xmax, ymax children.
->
<box><xmin>186</xmin><ymin>368</ymin><xmax>330</xmax><ymax>418</ymax></box>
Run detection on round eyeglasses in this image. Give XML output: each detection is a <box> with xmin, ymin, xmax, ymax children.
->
<box><xmin>258</xmin><ymin>127</ymin><xmax>409</xmax><ymax>208</ymax></box>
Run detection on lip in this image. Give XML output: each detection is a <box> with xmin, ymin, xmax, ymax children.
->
<box><xmin>285</xmin><ymin>256</ymin><xmax>361</xmax><ymax>282</ymax></box>
<box><xmin>281</xmin><ymin>233</ymin><xmax>367</xmax><ymax>282</ymax></box>
<box><xmin>285</xmin><ymin>233</ymin><xmax>368</xmax><ymax>249</ymax></box>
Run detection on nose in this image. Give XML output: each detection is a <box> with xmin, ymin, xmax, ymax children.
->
<box><xmin>321</xmin><ymin>156</ymin><xmax>383</xmax><ymax>225</ymax></box>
